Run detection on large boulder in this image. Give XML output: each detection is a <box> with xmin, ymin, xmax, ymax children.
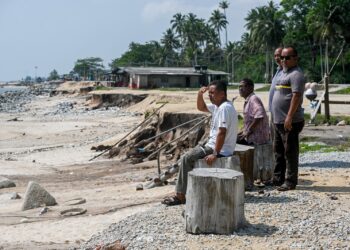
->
<box><xmin>21</xmin><ymin>181</ymin><xmax>57</xmax><ymax>211</ymax></box>
<box><xmin>0</xmin><ymin>176</ymin><xmax>16</xmax><ymax>189</ymax></box>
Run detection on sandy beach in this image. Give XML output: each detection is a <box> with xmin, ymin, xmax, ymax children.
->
<box><xmin>0</xmin><ymin>83</ymin><xmax>349</xmax><ymax>249</ymax></box>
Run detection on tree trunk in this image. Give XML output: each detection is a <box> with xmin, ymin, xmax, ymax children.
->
<box><xmin>185</xmin><ymin>168</ymin><xmax>245</xmax><ymax>234</ymax></box>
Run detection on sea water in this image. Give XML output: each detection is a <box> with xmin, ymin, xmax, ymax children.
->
<box><xmin>0</xmin><ymin>86</ymin><xmax>27</xmax><ymax>94</ymax></box>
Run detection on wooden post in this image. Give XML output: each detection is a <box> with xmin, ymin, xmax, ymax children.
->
<box><xmin>185</xmin><ymin>168</ymin><xmax>245</xmax><ymax>234</ymax></box>
<box><xmin>324</xmin><ymin>73</ymin><xmax>330</xmax><ymax>121</ymax></box>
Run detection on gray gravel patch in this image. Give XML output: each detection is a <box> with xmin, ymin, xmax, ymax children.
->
<box><xmin>78</xmin><ymin>190</ymin><xmax>349</xmax><ymax>250</ymax></box>
<box><xmin>300</xmin><ymin>151</ymin><xmax>350</xmax><ymax>168</ymax></box>
<box><xmin>76</xmin><ymin>151</ymin><xmax>350</xmax><ymax>250</ymax></box>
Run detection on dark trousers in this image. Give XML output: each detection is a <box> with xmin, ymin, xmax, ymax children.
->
<box><xmin>273</xmin><ymin>121</ymin><xmax>304</xmax><ymax>186</ymax></box>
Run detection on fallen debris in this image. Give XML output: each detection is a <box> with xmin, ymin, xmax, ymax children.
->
<box><xmin>64</xmin><ymin>197</ymin><xmax>86</xmax><ymax>206</ymax></box>
<box><xmin>21</xmin><ymin>181</ymin><xmax>57</xmax><ymax>211</ymax></box>
<box><xmin>0</xmin><ymin>176</ymin><xmax>16</xmax><ymax>189</ymax></box>
<box><xmin>10</xmin><ymin>192</ymin><xmax>21</xmax><ymax>200</ymax></box>
<box><xmin>60</xmin><ymin>208</ymin><xmax>87</xmax><ymax>217</ymax></box>
<box><xmin>39</xmin><ymin>207</ymin><xmax>49</xmax><ymax>215</ymax></box>
<box><xmin>136</xmin><ymin>184</ymin><xmax>143</xmax><ymax>191</ymax></box>
<box><xmin>6</xmin><ymin>117</ymin><xmax>22</xmax><ymax>122</ymax></box>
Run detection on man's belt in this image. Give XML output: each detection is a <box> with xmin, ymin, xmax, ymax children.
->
<box><xmin>275</xmin><ymin>85</ymin><xmax>291</xmax><ymax>89</ymax></box>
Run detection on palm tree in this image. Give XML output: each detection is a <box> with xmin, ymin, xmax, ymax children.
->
<box><xmin>181</xmin><ymin>13</ymin><xmax>206</xmax><ymax>65</ymax></box>
<box><xmin>219</xmin><ymin>0</ymin><xmax>230</xmax><ymax>47</ymax></box>
<box><xmin>171</xmin><ymin>13</ymin><xmax>186</xmax><ymax>53</ymax></box>
<box><xmin>307</xmin><ymin>0</ymin><xmax>347</xmax><ymax>74</ymax></box>
<box><xmin>147</xmin><ymin>41</ymin><xmax>164</xmax><ymax>66</ymax></box>
<box><xmin>161</xmin><ymin>29</ymin><xmax>180</xmax><ymax>66</ymax></box>
<box><xmin>209</xmin><ymin>9</ymin><xmax>228</xmax><ymax>48</ymax></box>
<box><xmin>245</xmin><ymin>1</ymin><xmax>284</xmax><ymax>82</ymax></box>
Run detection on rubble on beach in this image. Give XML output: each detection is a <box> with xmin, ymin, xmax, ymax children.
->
<box><xmin>0</xmin><ymin>83</ymin><xmax>57</xmax><ymax>113</ymax></box>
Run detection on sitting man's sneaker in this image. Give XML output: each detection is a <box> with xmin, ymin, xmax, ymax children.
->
<box><xmin>277</xmin><ymin>183</ymin><xmax>296</xmax><ymax>191</ymax></box>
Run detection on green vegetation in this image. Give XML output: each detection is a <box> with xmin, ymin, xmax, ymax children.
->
<box><xmin>255</xmin><ymin>84</ymin><xmax>271</xmax><ymax>92</ymax></box>
<box><xmin>300</xmin><ymin>143</ymin><xmax>337</xmax><ymax>153</ymax></box>
<box><xmin>47</xmin><ymin>69</ymin><xmax>60</xmax><ymax>81</ymax></box>
<box><xmin>304</xmin><ymin>113</ymin><xmax>350</xmax><ymax>125</ymax></box>
<box><xmin>73</xmin><ymin>57</ymin><xmax>104</xmax><ymax>81</ymax></box>
<box><xmin>63</xmin><ymin>1</ymin><xmax>350</xmax><ymax>84</ymax></box>
<box><xmin>334</xmin><ymin>87</ymin><xmax>350</xmax><ymax>94</ymax></box>
<box><xmin>300</xmin><ymin>136</ymin><xmax>319</xmax><ymax>142</ymax></box>
<box><xmin>238</xmin><ymin>114</ymin><xmax>244</xmax><ymax>129</ymax></box>
<box><xmin>227</xmin><ymin>85</ymin><xmax>239</xmax><ymax>90</ymax></box>
<box><xmin>300</xmin><ymin>140</ymin><xmax>350</xmax><ymax>153</ymax></box>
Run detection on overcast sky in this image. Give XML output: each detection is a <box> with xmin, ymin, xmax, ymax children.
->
<box><xmin>0</xmin><ymin>0</ymin><xmax>280</xmax><ymax>81</ymax></box>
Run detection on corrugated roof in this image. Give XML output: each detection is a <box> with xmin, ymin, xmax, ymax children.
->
<box><xmin>121</xmin><ymin>67</ymin><xmax>228</xmax><ymax>76</ymax></box>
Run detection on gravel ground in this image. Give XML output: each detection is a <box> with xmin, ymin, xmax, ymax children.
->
<box><xmin>79</xmin><ymin>152</ymin><xmax>350</xmax><ymax>250</ymax></box>
<box><xmin>300</xmin><ymin>152</ymin><xmax>350</xmax><ymax>168</ymax></box>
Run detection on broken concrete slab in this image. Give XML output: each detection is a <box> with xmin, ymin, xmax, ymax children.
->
<box><xmin>21</xmin><ymin>181</ymin><xmax>57</xmax><ymax>211</ymax></box>
<box><xmin>0</xmin><ymin>176</ymin><xmax>16</xmax><ymax>189</ymax></box>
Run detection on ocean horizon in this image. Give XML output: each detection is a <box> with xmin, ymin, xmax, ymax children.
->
<box><xmin>0</xmin><ymin>86</ymin><xmax>27</xmax><ymax>94</ymax></box>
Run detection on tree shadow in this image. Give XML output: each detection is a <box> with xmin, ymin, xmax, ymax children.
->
<box><xmin>300</xmin><ymin>160</ymin><xmax>350</xmax><ymax>168</ymax></box>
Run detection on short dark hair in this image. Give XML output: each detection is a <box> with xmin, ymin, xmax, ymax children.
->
<box><xmin>209</xmin><ymin>80</ymin><xmax>227</xmax><ymax>95</ymax></box>
<box><xmin>240</xmin><ymin>78</ymin><xmax>254</xmax><ymax>88</ymax></box>
<box><xmin>283</xmin><ymin>45</ymin><xmax>298</xmax><ymax>56</ymax></box>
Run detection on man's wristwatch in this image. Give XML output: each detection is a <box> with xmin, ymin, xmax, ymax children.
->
<box><xmin>212</xmin><ymin>150</ymin><xmax>218</xmax><ymax>157</ymax></box>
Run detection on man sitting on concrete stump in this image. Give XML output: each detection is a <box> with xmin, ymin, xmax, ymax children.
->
<box><xmin>162</xmin><ymin>80</ymin><xmax>238</xmax><ymax>206</ymax></box>
<box><xmin>237</xmin><ymin>78</ymin><xmax>270</xmax><ymax>146</ymax></box>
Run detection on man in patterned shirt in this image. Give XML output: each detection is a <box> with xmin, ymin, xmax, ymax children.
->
<box><xmin>237</xmin><ymin>78</ymin><xmax>270</xmax><ymax>145</ymax></box>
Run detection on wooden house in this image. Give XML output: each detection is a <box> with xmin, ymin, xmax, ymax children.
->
<box><xmin>109</xmin><ymin>66</ymin><xmax>228</xmax><ymax>89</ymax></box>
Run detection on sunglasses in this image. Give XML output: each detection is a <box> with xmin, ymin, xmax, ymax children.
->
<box><xmin>280</xmin><ymin>55</ymin><xmax>297</xmax><ymax>61</ymax></box>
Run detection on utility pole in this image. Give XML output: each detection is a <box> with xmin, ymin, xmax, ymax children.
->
<box><xmin>324</xmin><ymin>39</ymin><xmax>330</xmax><ymax>122</ymax></box>
<box><xmin>34</xmin><ymin>66</ymin><xmax>38</xmax><ymax>82</ymax></box>
<box><xmin>226</xmin><ymin>52</ymin><xmax>232</xmax><ymax>81</ymax></box>
<box><xmin>324</xmin><ymin>73</ymin><xmax>330</xmax><ymax>121</ymax></box>
<box><xmin>231</xmin><ymin>54</ymin><xmax>234</xmax><ymax>83</ymax></box>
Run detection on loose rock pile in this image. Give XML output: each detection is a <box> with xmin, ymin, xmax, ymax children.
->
<box><xmin>0</xmin><ymin>83</ymin><xmax>57</xmax><ymax>113</ymax></box>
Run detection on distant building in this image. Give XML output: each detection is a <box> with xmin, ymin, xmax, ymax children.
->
<box><xmin>106</xmin><ymin>66</ymin><xmax>228</xmax><ymax>89</ymax></box>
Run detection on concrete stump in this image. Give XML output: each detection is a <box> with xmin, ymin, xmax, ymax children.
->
<box><xmin>185</xmin><ymin>168</ymin><xmax>245</xmax><ymax>234</ymax></box>
<box><xmin>194</xmin><ymin>155</ymin><xmax>241</xmax><ymax>171</ymax></box>
<box><xmin>253</xmin><ymin>143</ymin><xmax>274</xmax><ymax>181</ymax></box>
<box><xmin>233</xmin><ymin>144</ymin><xmax>255</xmax><ymax>189</ymax></box>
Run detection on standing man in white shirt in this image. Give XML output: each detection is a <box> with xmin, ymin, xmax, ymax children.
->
<box><xmin>162</xmin><ymin>80</ymin><xmax>238</xmax><ymax>206</ymax></box>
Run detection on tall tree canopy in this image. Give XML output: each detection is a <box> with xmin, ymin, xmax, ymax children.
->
<box><xmin>104</xmin><ymin>0</ymin><xmax>350</xmax><ymax>83</ymax></box>
<box><xmin>73</xmin><ymin>57</ymin><xmax>104</xmax><ymax>80</ymax></box>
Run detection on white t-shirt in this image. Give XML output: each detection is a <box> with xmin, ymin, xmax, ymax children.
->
<box><xmin>205</xmin><ymin>101</ymin><xmax>238</xmax><ymax>156</ymax></box>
